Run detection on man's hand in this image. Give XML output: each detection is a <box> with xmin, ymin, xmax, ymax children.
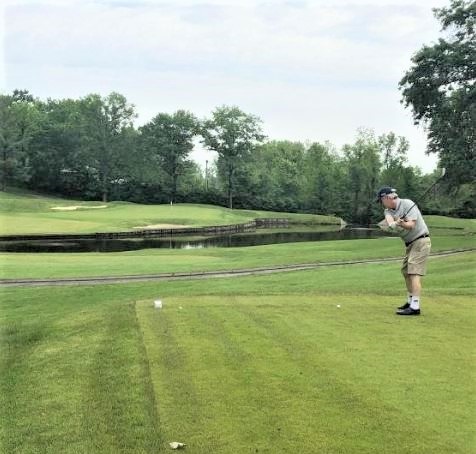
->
<box><xmin>395</xmin><ymin>218</ymin><xmax>415</xmax><ymax>230</ymax></box>
<box><xmin>388</xmin><ymin>218</ymin><xmax>401</xmax><ymax>229</ymax></box>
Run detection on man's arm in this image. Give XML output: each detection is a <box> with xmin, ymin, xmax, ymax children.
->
<box><xmin>397</xmin><ymin>201</ymin><xmax>418</xmax><ymax>230</ymax></box>
<box><xmin>385</xmin><ymin>213</ymin><xmax>396</xmax><ymax>227</ymax></box>
<box><xmin>396</xmin><ymin>218</ymin><xmax>416</xmax><ymax>230</ymax></box>
<box><xmin>384</xmin><ymin>213</ymin><xmax>410</xmax><ymax>230</ymax></box>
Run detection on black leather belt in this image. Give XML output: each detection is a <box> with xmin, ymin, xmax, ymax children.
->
<box><xmin>405</xmin><ymin>233</ymin><xmax>430</xmax><ymax>247</ymax></box>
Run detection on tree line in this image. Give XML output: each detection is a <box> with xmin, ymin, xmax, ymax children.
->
<box><xmin>0</xmin><ymin>90</ymin><xmax>465</xmax><ymax>223</ymax></box>
<box><xmin>1</xmin><ymin>1</ymin><xmax>474</xmax><ymax>223</ymax></box>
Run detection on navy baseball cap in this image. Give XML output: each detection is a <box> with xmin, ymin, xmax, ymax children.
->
<box><xmin>375</xmin><ymin>186</ymin><xmax>397</xmax><ymax>202</ymax></box>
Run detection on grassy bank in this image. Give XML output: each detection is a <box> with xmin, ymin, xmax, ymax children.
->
<box><xmin>1</xmin><ymin>252</ymin><xmax>474</xmax><ymax>453</ymax></box>
<box><xmin>0</xmin><ymin>190</ymin><xmax>340</xmax><ymax>236</ymax></box>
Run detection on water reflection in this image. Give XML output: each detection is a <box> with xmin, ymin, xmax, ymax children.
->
<box><xmin>0</xmin><ymin>227</ymin><xmax>393</xmax><ymax>253</ymax></box>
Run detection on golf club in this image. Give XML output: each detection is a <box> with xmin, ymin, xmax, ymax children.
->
<box><xmin>401</xmin><ymin>167</ymin><xmax>446</xmax><ymax>220</ymax></box>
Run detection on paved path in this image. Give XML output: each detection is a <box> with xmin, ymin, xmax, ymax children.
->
<box><xmin>1</xmin><ymin>249</ymin><xmax>473</xmax><ymax>288</ymax></box>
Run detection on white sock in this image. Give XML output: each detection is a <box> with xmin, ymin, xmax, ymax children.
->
<box><xmin>407</xmin><ymin>293</ymin><xmax>412</xmax><ymax>304</ymax></box>
<box><xmin>410</xmin><ymin>296</ymin><xmax>420</xmax><ymax>310</ymax></box>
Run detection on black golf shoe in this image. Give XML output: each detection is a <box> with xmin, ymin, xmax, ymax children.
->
<box><xmin>396</xmin><ymin>307</ymin><xmax>420</xmax><ymax>316</ymax></box>
<box><xmin>397</xmin><ymin>302</ymin><xmax>410</xmax><ymax>310</ymax></box>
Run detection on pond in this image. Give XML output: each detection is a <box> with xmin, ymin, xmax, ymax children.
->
<box><xmin>0</xmin><ymin>226</ymin><xmax>394</xmax><ymax>253</ymax></box>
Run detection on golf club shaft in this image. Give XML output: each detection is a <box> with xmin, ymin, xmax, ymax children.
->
<box><xmin>401</xmin><ymin>168</ymin><xmax>446</xmax><ymax>219</ymax></box>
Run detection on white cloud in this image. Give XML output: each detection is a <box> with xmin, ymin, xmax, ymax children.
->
<box><xmin>2</xmin><ymin>0</ymin><xmax>447</xmax><ymax>172</ymax></box>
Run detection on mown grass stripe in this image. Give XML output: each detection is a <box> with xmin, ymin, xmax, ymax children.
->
<box><xmin>1</xmin><ymin>292</ymin><xmax>163</xmax><ymax>453</ymax></box>
<box><xmin>136</xmin><ymin>301</ymin><xmax>208</xmax><ymax>451</ymax></box>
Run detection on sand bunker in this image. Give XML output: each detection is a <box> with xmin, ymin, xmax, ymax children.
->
<box><xmin>133</xmin><ymin>224</ymin><xmax>189</xmax><ymax>229</ymax></box>
<box><xmin>51</xmin><ymin>205</ymin><xmax>108</xmax><ymax>211</ymax></box>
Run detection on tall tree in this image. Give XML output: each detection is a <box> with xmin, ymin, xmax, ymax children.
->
<box><xmin>244</xmin><ymin>141</ymin><xmax>305</xmax><ymax>211</ymax></box>
<box><xmin>79</xmin><ymin>92</ymin><xmax>136</xmax><ymax>202</ymax></box>
<box><xmin>301</xmin><ymin>142</ymin><xmax>346</xmax><ymax>215</ymax></box>
<box><xmin>201</xmin><ymin>106</ymin><xmax>265</xmax><ymax>209</ymax></box>
<box><xmin>27</xmin><ymin>98</ymin><xmax>85</xmax><ymax>195</ymax></box>
<box><xmin>379</xmin><ymin>132</ymin><xmax>408</xmax><ymax>171</ymax></box>
<box><xmin>0</xmin><ymin>94</ymin><xmax>19</xmax><ymax>191</ymax></box>
<box><xmin>399</xmin><ymin>0</ymin><xmax>476</xmax><ymax>185</ymax></box>
<box><xmin>377</xmin><ymin>132</ymin><xmax>417</xmax><ymax>195</ymax></box>
<box><xmin>0</xmin><ymin>91</ymin><xmax>41</xmax><ymax>190</ymax></box>
<box><xmin>140</xmin><ymin>110</ymin><xmax>199</xmax><ymax>203</ymax></box>
<box><xmin>342</xmin><ymin>130</ymin><xmax>382</xmax><ymax>224</ymax></box>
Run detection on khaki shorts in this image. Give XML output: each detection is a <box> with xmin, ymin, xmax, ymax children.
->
<box><xmin>401</xmin><ymin>237</ymin><xmax>431</xmax><ymax>276</ymax></box>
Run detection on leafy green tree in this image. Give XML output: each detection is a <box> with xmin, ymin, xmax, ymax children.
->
<box><xmin>201</xmin><ymin>106</ymin><xmax>265</xmax><ymax>209</ymax></box>
<box><xmin>0</xmin><ymin>91</ymin><xmax>41</xmax><ymax>190</ymax></box>
<box><xmin>379</xmin><ymin>132</ymin><xmax>408</xmax><ymax>171</ymax></box>
<box><xmin>301</xmin><ymin>142</ymin><xmax>344</xmax><ymax>216</ymax></box>
<box><xmin>27</xmin><ymin>98</ymin><xmax>85</xmax><ymax>195</ymax></box>
<box><xmin>0</xmin><ymin>94</ymin><xmax>20</xmax><ymax>190</ymax></box>
<box><xmin>342</xmin><ymin>130</ymin><xmax>382</xmax><ymax>224</ymax></box>
<box><xmin>175</xmin><ymin>160</ymin><xmax>208</xmax><ymax>201</ymax></box>
<box><xmin>79</xmin><ymin>92</ymin><xmax>137</xmax><ymax>201</ymax></box>
<box><xmin>244</xmin><ymin>141</ymin><xmax>304</xmax><ymax>211</ymax></box>
<box><xmin>271</xmin><ymin>141</ymin><xmax>305</xmax><ymax>211</ymax></box>
<box><xmin>140</xmin><ymin>110</ymin><xmax>199</xmax><ymax>203</ymax></box>
<box><xmin>377</xmin><ymin>132</ymin><xmax>410</xmax><ymax>192</ymax></box>
<box><xmin>399</xmin><ymin>0</ymin><xmax>475</xmax><ymax>185</ymax></box>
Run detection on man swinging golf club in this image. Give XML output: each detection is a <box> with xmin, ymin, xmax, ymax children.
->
<box><xmin>376</xmin><ymin>186</ymin><xmax>431</xmax><ymax>315</ymax></box>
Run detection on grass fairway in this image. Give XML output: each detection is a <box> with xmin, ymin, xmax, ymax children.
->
<box><xmin>1</xmin><ymin>252</ymin><xmax>475</xmax><ymax>453</ymax></box>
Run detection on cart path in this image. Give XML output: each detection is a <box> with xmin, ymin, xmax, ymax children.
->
<box><xmin>1</xmin><ymin>248</ymin><xmax>473</xmax><ymax>288</ymax></box>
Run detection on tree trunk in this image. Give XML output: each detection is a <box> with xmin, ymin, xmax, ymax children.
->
<box><xmin>228</xmin><ymin>167</ymin><xmax>233</xmax><ymax>209</ymax></box>
<box><xmin>101</xmin><ymin>172</ymin><xmax>108</xmax><ymax>203</ymax></box>
<box><xmin>172</xmin><ymin>173</ymin><xmax>178</xmax><ymax>204</ymax></box>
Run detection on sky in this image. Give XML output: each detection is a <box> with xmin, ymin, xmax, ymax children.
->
<box><xmin>1</xmin><ymin>0</ymin><xmax>450</xmax><ymax>173</ymax></box>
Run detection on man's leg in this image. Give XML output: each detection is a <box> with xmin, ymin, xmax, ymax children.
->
<box><xmin>408</xmin><ymin>274</ymin><xmax>422</xmax><ymax>309</ymax></box>
<box><xmin>397</xmin><ymin>273</ymin><xmax>422</xmax><ymax>314</ymax></box>
<box><xmin>397</xmin><ymin>238</ymin><xmax>430</xmax><ymax>315</ymax></box>
<box><xmin>399</xmin><ymin>257</ymin><xmax>412</xmax><ymax>309</ymax></box>
<box><xmin>404</xmin><ymin>274</ymin><xmax>410</xmax><ymax>292</ymax></box>
<box><xmin>404</xmin><ymin>273</ymin><xmax>412</xmax><ymax>296</ymax></box>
